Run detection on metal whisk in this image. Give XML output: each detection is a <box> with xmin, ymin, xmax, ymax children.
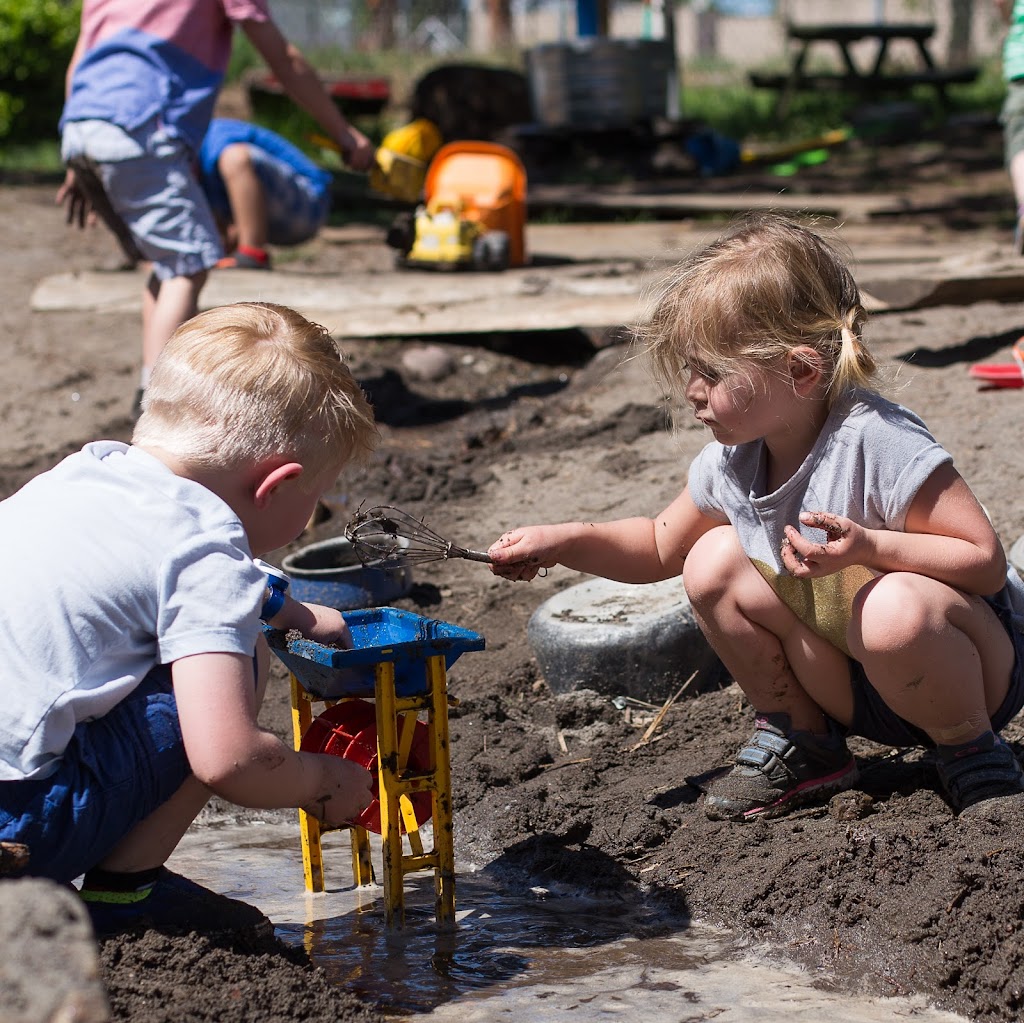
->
<box><xmin>344</xmin><ymin>504</ymin><xmax>493</xmax><ymax>566</ymax></box>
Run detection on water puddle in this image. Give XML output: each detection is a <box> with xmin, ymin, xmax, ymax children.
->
<box><xmin>170</xmin><ymin>822</ymin><xmax>968</xmax><ymax>1023</ymax></box>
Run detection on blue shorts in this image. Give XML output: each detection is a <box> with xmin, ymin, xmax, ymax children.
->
<box><xmin>846</xmin><ymin>593</ymin><xmax>1024</xmax><ymax>748</ymax></box>
<box><xmin>0</xmin><ymin>667</ymin><xmax>191</xmax><ymax>882</ymax></box>
<box><xmin>206</xmin><ymin>144</ymin><xmax>330</xmax><ymax>247</ymax></box>
<box><xmin>62</xmin><ymin>118</ymin><xmax>223</xmax><ymax>281</ymax></box>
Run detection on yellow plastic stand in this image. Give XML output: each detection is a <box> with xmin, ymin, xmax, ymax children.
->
<box><xmin>289</xmin><ymin>653</ymin><xmax>456</xmax><ymax>927</ymax></box>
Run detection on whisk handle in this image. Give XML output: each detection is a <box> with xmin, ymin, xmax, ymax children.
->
<box><xmin>459</xmin><ymin>549</ymin><xmax>494</xmax><ymax>564</ymax></box>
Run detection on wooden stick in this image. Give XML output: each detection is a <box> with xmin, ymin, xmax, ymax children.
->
<box><xmin>627</xmin><ymin>670</ymin><xmax>698</xmax><ymax>752</ymax></box>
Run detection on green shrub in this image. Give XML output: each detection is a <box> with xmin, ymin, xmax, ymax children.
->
<box><xmin>0</xmin><ymin>0</ymin><xmax>81</xmax><ymax>143</ymax></box>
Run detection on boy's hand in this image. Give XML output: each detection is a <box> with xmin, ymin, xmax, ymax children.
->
<box><xmin>339</xmin><ymin>128</ymin><xmax>376</xmax><ymax>172</ymax></box>
<box><xmin>265</xmin><ymin>594</ymin><xmax>353</xmax><ymax>647</ymax></box>
<box><xmin>781</xmin><ymin>512</ymin><xmax>867</xmax><ymax>578</ymax></box>
<box><xmin>302</xmin><ymin>755</ymin><xmax>374</xmax><ymax>828</ymax></box>
<box><xmin>56</xmin><ymin>168</ymin><xmax>95</xmax><ymax>229</ymax></box>
<box><xmin>487</xmin><ymin>527</ymin><xmax>560</xmax><ymax>581</ymax></box>
<box><xmin>296</xmin><ymin>603</ymin><xmax>354</xmax><ymax>647</ymax></box>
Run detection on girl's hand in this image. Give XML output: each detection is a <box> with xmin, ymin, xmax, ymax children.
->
<box><xmin>781</xmin><ymin>512</ymin><xmax>868</xmax><ymax>577</ymax></box>
<box><xmin>487</xmin><ymin>527</ymin><xmax>562</xmax><ymax>581</ymax></box>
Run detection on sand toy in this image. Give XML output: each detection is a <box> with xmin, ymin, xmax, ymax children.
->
<box><xmin>267</xmin><ymin>607</ymin><xmax>484</xmax><ymax>926</ymax></box>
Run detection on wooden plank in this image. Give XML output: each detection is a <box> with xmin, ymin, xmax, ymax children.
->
<box><xmin>31</xmin><ymin>226</ymin><xmax>1023</xmax><ymax>332</ymax></box>
<box><xmin>29</xmin><ymin>264</ymin><xmax>662</xmax><ymax>338</ymax></box>
<box><xmin>527</xmin><ymin>185</ymin><xmax>898</xmax><ymax>224</ymax></box>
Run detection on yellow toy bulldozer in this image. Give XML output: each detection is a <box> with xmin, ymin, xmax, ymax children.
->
<box><xmin>391</xmin><ymin>141</ymin><xmax>528</xmax><ymax>271</ymax></box>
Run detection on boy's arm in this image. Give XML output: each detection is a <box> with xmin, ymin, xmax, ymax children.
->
<box><xmin>172</xmin><ymin>651</ymin><xmax>372</xmax><ymax>827</ymax></box>
<box><xmin>263</xmin><ymin>593</ymin><xmax>353</xmax><ymax>647</ymax></box>
<box><xmin>488</xmin><ymin>486</ymin><xmax>722</xmax><ymax>583</ymax></box>
<box><xmin>240</xmin><ymin>19</ymin><xmax>375</xmax><ymax>171</ymax></box>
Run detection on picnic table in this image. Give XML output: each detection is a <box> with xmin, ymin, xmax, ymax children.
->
<box><xmin>749</xmin><ymin>22</ymin><xmax>979</xmax><ymax>116</ymax></box>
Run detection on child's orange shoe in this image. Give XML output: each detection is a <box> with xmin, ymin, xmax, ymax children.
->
<box><xmin>216</xmin><ymin>246</ymin><xmax>271</xmax><ymax>270</ymax></box>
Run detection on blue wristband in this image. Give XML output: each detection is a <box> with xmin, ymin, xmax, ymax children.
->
<box><xmin>256</xmin><ymin>561</ymin><xmax>290</xmax><ymax>622</ymax></box>
<box><xmin>260</xmin><ymin>582</ymin><xmax>287</xmax><ymax>622</ymax></box>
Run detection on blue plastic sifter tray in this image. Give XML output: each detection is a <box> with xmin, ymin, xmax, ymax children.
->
<box><xmin>265</xmin><ymin>606</ymin><xmax>485</xmax><ymax>699</ymax></box>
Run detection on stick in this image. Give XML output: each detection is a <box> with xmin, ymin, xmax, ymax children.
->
<box><xmin>627</xmin><ymin>670</ymin><xmax>698</xmax><ymax>752</ymax></box>
<box><xmin>539</xmin><ymin>757</ymin><xmax>592</xmax><ymax>771</ymax></box>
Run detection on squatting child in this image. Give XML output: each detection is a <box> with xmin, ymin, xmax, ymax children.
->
<box><xmin>199</xmin><ymin>118</ymin><xmax>334</xmax><ymax>271</ymax></box>
<box><xmin>487</xmin><ymin>213</ymin><xmax>1024</xmax><ymax>820</ymax></box>
<box><xmin>0</xmin><ymin>302</ymin><xmax>378</xmax><ymax>934</ymax></box>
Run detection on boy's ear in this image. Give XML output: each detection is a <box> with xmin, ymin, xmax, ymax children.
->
<box><xmin>253</xmin><ymin>461</ymin><xmax>304</xmax><ymax>509</ymax></box>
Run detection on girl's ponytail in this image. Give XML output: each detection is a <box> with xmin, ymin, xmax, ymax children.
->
<box><xmin>830</xmin><ymin>306</ymin><xmax>876</xmax><ymax>396</ymax></box>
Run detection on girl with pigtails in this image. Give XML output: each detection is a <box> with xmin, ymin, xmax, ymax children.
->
<box><xmin>488</xmin><ymin>212</ymin><xmax>1024</xmax><ymax>820</ymax></box>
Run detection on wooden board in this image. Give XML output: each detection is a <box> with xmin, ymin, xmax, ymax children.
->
<box><xmin>30</xmin><ymin>261</ymin><xmax>663</xmax><ymax>338</ymax></box>
<box><xmin>30</xmin><ymin>224</ymin><xmax>1024</xmax><ymax>335</ymax></box>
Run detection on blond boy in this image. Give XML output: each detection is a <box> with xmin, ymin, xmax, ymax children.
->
<box><xmin>0</xmin><ymin>302</ymin><xmax>377</xmax><ymax>934</ymax></box>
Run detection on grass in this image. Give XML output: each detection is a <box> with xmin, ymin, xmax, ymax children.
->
<box><xmin>0</xmin><ymin>139</ymin><xmax>63</xmax><ymax>176</ymax></box>
<box><xmin>681</xmin><ymin>56</ymin><xmax>1006</xmax><ymax>144</ymax></box>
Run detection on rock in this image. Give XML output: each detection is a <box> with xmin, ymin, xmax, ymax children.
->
<box><xmin>0</xmin><ymin>878</ymin><xmax>110</xmax><ymax>1022</ymax></box>
<box><xmin>401</xmin><ymin>345</ymin><xmax>456</xmax><ymax>382</ymax></box>
<box><xmin>527</xmin><ymin>575</ymin><xmax>724</xmax><ymax>704</ymax></box>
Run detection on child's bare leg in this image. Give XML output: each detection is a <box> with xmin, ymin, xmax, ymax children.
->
<box><xmin>683</xmin><ymin>525</ymin><xmax>853</xmax><ymax>732</ymax></box>
<box><xmin>685</xmin><ymin>526</ymin><xmax>860</xmax><ymax>819</ymax></box>
<box><xmin>1011</xmin><ymin>149</ymin><xmax>1024</xmax><ymax>215</ymax></box>
<box><xmin>141</xmin><ymin>270</ymin><xmax>207</xmax><ymax>375</ymax></box>
<box><xmin>93</xmin><ymin>776</ymin><xmax>210</xmax><ymax>873</ymax></box>
<box><xmin>850</xmin><ymin>573</ymin><xmax>1014</xmax><ymax>744</ymax></box>
<box><xmin>217</xmin><ymin>143</ymin><xmax>268</xmax><ymax>252</ymax></box>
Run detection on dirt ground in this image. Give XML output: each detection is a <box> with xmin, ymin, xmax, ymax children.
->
<box><xmin>7</xmin><ymin>114</ymin><xmax>1024</xmax><ymax>1022</ymax></box>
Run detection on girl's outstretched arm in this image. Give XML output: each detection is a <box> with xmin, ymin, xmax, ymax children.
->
<box><xmin>782</xmin><ymin>463</ymin><xmax>1008</xmax><ymax>595</ymax></box>
<box><xmin>488</xmin><ymin>486</ymin><xmax>722</xmax><ymax>583</ymax></box>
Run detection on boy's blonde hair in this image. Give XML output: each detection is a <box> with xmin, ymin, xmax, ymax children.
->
<box><xmin>639</xmin><ymin>212</ymin><xmax>877</xmax><ymax>405</ymax></box>
<box><xmin>133</xmin><ymin>302</ymin><xmax>378</xmax><ymax>480</ymax></box>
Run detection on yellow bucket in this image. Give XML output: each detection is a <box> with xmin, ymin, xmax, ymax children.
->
<box><xmin>369</xmin><ymin>148</ymin><xmax>429</xmax><ymax>203</ymax></box>
<box><xmin>368</xmin><ymin>118</ymin><xmax>443</xmax><ymax>202</ymax></box>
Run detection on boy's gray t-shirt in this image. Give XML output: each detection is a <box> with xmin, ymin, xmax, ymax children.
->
<box><xmin>0</xmin><ymin>441</ymin><xmax>268</xmax><ymax>781</ymax></box>
<box><xmin>688</xmin><ymin>388</ymin><xmax>1024</xmax><ymax>654</ymax></box>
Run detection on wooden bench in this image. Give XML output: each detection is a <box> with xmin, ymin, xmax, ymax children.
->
<box><xmin>749</xmin><ymin>22</ymin><xmax>979</xmax><ymax>116</ymax></box>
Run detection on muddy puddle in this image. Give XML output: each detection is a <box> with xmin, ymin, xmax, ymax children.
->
<box><xmin>169</xmin><ymin>822</ymin><xmax>968</xmax><ymax>1022</ymax></box>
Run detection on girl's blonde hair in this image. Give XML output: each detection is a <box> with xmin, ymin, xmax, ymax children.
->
<box><xmin>133</xmin><ymin>302</ymin><xmax>378</xmax><ymax>482</ymax></box>
<box><xmin>639</xmin><ymin>212</ymin><xmax>876</xmax><ymax>404</ymax></box>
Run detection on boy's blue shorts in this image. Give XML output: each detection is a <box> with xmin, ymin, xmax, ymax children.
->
<box><xmin>847</xmin><ymin>593</ymin><xmax>1024</xmax><ymax>748</ymax></box>
<box><xmin>0</xmin><ymin>666</ymin><xmax>191</xmax><ymax>882</ymax></box>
